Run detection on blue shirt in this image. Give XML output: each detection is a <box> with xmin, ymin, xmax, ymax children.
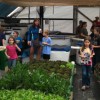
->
<box><xmin>42</xmin><ymin>37</ymin><xmax>52</xmax><ymax>55</ymax></box>
<box><xmin>15</xmin><ymin>37</ymin><xmax>23</xmax><ymax>49</ymax></box>
<box><xmin>28</xmin><ymin>26</ymin><xmax>39</xmax><ymax>41</ymax></box>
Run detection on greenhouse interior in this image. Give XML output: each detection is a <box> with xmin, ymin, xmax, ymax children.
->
<box><xmin>0</xmin><ymin>0</ymin><xmax>100</xmax><ymax>100</ymax></box>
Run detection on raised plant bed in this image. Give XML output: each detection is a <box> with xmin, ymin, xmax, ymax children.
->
<box><xmin>0</xmin><ymin>60</ymin><xmax>75</xmax><ymax>100</ymax></box>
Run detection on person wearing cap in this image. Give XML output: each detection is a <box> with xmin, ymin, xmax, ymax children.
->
<box><xmin>94</xmin><ymin>16</ymin><xmax>100</xmax><ymax>27</ymax></box>
<box><xmin>95</xmin><ymin>16</ymin><xmax>99</xmax><ymax>22</ymax></box>
<box><xmin>90</xmin><ymin>16</ymin><xmax>100</xmax><ymax>40</ymax></box>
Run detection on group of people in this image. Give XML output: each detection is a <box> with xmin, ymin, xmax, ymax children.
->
<box><xmin>27</xmin><ymin>18</ymin><xmax>52</xmax><ymax>62</ymax></box>
<box><xmin>76</xmin><ymin>17</ymin><xmax>100</xmax><ymax>91</ymax></box>
<box><xmin>0</xmin><ymin>18</ymin><xmax>52</xmax><ymax>71</ymax></box>
<box><xmin>0</xmin><ymin>17</ymin><xmax>100</xmax><ymax>91</ymax></box>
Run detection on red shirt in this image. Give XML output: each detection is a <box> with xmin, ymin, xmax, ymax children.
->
<box><xmin>6</xmin><ymin>45</ymin><xmax>18</xmax><ymax>59</ymax></box>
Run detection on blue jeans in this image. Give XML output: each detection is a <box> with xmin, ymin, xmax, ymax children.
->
<box><xmin>8</xmin><ymin>59</ymin><xmax>16</xmax><ymax>68</ymax></box>
<box><xmin>22</xmin><ymin>48</ymin><xmax>30</xmax><ymax>58</ymax></box>
<box><xmin>82</xmin><ymin>65</ymin><xmax>91</xmax><ymax>86</ymax></box>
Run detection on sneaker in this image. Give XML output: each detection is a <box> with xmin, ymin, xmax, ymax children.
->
<box><xmin>81</xmin><ymin>86</ymin><xmax>86</xmax><ymax>91</ymax></box>
<box><xmin>86</xmin><ymin>85</ymin><xmax>90</xmax><ymax>89</ymax></box>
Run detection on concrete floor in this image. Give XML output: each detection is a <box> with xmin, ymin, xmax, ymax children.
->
<box><xmin>73</xmin><ymin>65</ymin><xmax>100</xmax><ymax>100</ymax></box>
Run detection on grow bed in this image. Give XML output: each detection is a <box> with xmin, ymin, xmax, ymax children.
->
<box><xmin>0</xmin><ymin>61</ymin><xmax>75</xmax><ymax>100</ymax></box>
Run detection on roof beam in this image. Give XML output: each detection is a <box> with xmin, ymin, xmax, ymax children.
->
<box><xmin>77</xmin><ymin>9</ymin><xmax>92</xmax><ymax>23</ymax></box>
<box><xmin>1</xmin><ymin>0</ymin><xmax>100</xmax><ymax>6</ymax></box>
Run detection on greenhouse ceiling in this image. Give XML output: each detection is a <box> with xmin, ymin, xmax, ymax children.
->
<box><xmin>0</xmin><ymin>3</ymin><xmax>16</xmax><ymax>17</ymax></box>
<box><xmin>0</xmin><ymin>0</ymin><xmax>100</xmax><ymax>6</ymax></box>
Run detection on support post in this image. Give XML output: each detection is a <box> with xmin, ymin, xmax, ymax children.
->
<box><xmin>28</xmin><ymin>6</ymin><xmax>30</xmax><ymax>24</ymax></box>
<box><xmin>73</xmin><ymin>6</ymin><xmax>78</xmax><ymax>34</ymax></box>
<box><xmin>39</xmin><ymin>6</ymin><xmax>44</xmax><ymax>31</ymax></box>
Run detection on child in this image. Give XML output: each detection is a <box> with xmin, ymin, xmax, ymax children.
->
<box><xmin>92</xmin><ymin>27</ymin><xmax>100</xmax><ymax>69</ymax></box>
<box><xmin>13</xmin><ymin>31</ymin><xmax>23</xmax><ymax>63</ymax></box>
<box><xmin>42</xmin><ymin>30</ymin><xmax>52</xmax><ymax>60</ymax></box>
<box><xmin>79</xmin><ymin>38</ymin><xmax>94</xmax><ymax>91</ymax></box>
<box><xmin>5</xmin><ymin>36</ymin><xmax>21</xmax><ymax>70</ymax></box>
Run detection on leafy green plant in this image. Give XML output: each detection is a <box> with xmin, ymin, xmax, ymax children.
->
<box><xmin>66</xmin><ymin>62</ymin><xmax>74</xmax><ymax>70</ymax></box>
<box><xmin>60</xmin><ymin>65</ymin><xmax>66</xmax><ymax>68</ymax></box>
<box><xmin>0</xmin><ymin>61</ymin><xmax>74</xmax><ymax>99</ymax></box>
<box><xmin>0</xmin><ymin>89</ymin><xmax>66</xmax><ymax>100</ymax></box>
<box><xmin>29</xmin><ymin>60</ymin><xmax>71</xmax><ymax>79</ymax></box>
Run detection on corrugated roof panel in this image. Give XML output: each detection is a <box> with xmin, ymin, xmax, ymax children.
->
<box><xmin>0</xmin><ymin>3</ymin><xmax>16</xmax><ymax>17</ymax></box>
